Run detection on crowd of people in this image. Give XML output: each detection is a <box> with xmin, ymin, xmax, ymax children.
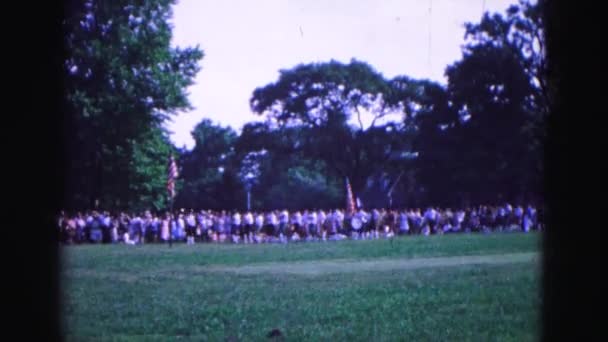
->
<box><xmin>57</xmin><ymin>203</ymin><xmax>542</xmax><ymax>245</ymax></box>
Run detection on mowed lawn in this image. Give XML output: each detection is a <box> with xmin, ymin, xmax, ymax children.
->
<box><xmin>61</xmin><ymin>233</ymin><xmax>542</xmax><ymax>341</ymax></box>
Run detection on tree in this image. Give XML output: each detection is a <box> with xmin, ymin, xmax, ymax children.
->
<box><xmin>443</xmin><ymin>0</ymin><xmax>546</xmax><ymax>203</ymax></box>
<box><xmin>125</xmin><ymin>126</ymin><xmax>177</xmax><ymax>212</ymax></box>
<box><xmin>175</xmin><ymin>119</ymin><xmax>239</xmax><ymax>210</ymax></box>
<box><xmin>250</xmin><ymin>59</ymin><xmax>412</xmax><ymax>200</ymax></box>
<box><xmin>64</xmin><ymin>0</ymin><xmax>203</xmax><ymax>210</ymax></box>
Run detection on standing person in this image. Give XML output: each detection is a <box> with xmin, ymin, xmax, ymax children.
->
<box><xmin>330</xmin><ymin>209</ymin><xmax>347</xmax><ymax>240</ymax></box>
<box><xmin>176</xmin><ymin>212</ymin><xmax>186</xmax><ymax>242</ymax></box>
<box><xmin>151</xmin><ymin>213</ymin><xmax>158</xmax><ymax>242</ymax></box>
<box><xmin>423</xmin><ymin>207</ymin><xmax>437</xmax><ymax>235</ymax></box>
<box><xmin>57</xmin><ymin>211</ymin><xmax>65</xmax><ymax>242</ymax></box>
<box><xmin>263</xmin><ymin>211</ymin><xmax>276</xmax><ymax>241</ymax></box>
<box><xmin>318</xmin><ymin>209</ymin><xmax>330</xmax><ymax>241</ymax></box>
<box><xmin>397</xmin><ymin>210</ymin><xmax>409</xmax><ymax>236</ymax></box>
<box><xmin>279</xmin><ymin>209</ymin><xmax>289</xmax><ymax>243</ymax></box>
<box><xmin>371</xmin><ymin>209</ymin><xmax>381</xmax><ymax>239</ymax></box>
<box><xmin>160</xmin><ymin>213</ymin><xmax>170</xmax><ymax>243</ymax></box>
<box><xmin>357</xmin><ymin>209</ymin><xmax>371</xmax><ymax>240</ymax></box>
<box><xmin>307</xmin><ymin>210</ymin><xmax>318</xmax><ymax>241</ymax></box>
<box><xmin>335</xmin><ymin>209</ymin><xmax>346</xmax><ymax>236</ymax></box>
<box><xmin>194</xmin><ymin>210</ymin><xmax>207</xmax><ymax>242</ymax></box>
<box><xmin>254</xmin><ymin>211</ymin><xmax>264</xmax><ymax>243</ymax></box>
<box><xmin>129</xmin><ymin>213</ymin><xmax>142</xmax><ymax>244</ymax></box>
<box><xmin>64</xmin><ymin>214</ymin><xmax>76</xmax><ymax>244</ymax></box>
<box><xmin>110</xmin><ymin>213</ymin><xmax>120</xmax><ymax>243</ymax></box>
<box><xmin>141</xmin><ymin>212</ymin><xmax>150</xmax><ymax>244</ymax></box>
<box><xmin>355</xmin><ymin>208</ymin><xmax>367</xmax><ymax>239</ymax></box>
<box><xmin>185</xmin><ymin>210</ymin><xmax>196</xmax><ymax>245</ymax></box>
<box><xmin>514</xmin><ymin>205</ymin><xmax>524</xmax><ymax>230</ymax></box>
<box><xmin>88</xmin><ymin>211</ymin><xmax>102</xmax><ymax>243</ymax></box>
<box><xmin>231</xmin><ymin>211</ymin><xmax>242</xmax><ymax>244</ymax></box>
<box><xmin>522</xmin><ymin>209</ymin><xmax>533</xmax><ymax>233</ymax></box>
<box><xmin>497</xmin><ymin>205</ymin><xmax>507</xmax><ymax>231</ymax></box>
<box><xmin>212</xmin><ymin>212</ymin><xmax>222</xmax><ymax>242</ymax></box>
<box><xmin>526</xmin><ymin>205</ymin><xmax>537</xmax><ymax>230</ymax></box>
<box><xmin>291</xmin><ymin>211</ymin><xmax>303</xmax><ymax>241</ymax></box>
<box><xmin>384</xmin><ymin>209</ymin><xmax>397</xmax><ymax>237</ymax></box>
<box><xmin>200</xmin><ymin>211</ymin><xmax>211</xmax><ymax>242</ymax></box>
<box><xmin>223</xmin><ymin>211</ymin><xmax>233</xmax><ymax>243</ymax></box>
<box><xmin>118</xmin><ymin>213</ymin><xmax>129</xmax><ymax>243</ymax></box>
<box><xmin>98</xmin><ymin>211</ymin><xmax>110</xmax><ymax>243</ymax></box>
<box><xmin>74</xmin><ymin>212</ymin><xmax>85</xmax><ymax>244</ymax></box>
<box><xmin>243</xmin><ymin>211</ymin><xmax>254</xmax><ymax>244</ymax></box>
<box><xmin>454</xmin><ymin>209</ymin><xmax>465</xmax><ymax>233</ymax></box>
<box><xmin>270</xmin><ymin>211</ymin><xmax>280</xmax><ymax>241</ymax></box>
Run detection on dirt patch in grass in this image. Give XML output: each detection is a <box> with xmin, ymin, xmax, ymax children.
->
<box><xmin>201</xmin><ymin>252</ymin><xmax>539</xmax><ymax>276</ymax></box>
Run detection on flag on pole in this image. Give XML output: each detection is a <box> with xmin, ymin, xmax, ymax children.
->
<box><xmin>345</xmin><ymin>177</ymin><xmax>356</xmax><ymax>215</ymax></box>
<box><xmin>167</xmin><ymin>155</ymin><xmax>178</xmax><ymax>198</ymax></box>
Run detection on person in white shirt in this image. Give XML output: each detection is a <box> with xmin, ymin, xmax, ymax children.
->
<box><xmin>264</xmin><ymin>211</ymin><xmax>277</xmax><ymax>239</ymax></box>
<box><xmin>254</xmin><ymin>212</ymin><xmax>264</xmax><ymax>235</ymax></box>
<box><xmin>291</xmin><ymin>211</ymin><xmax>303</xmax><ymax>241</ymax></box>
<box><xmin>76</xmin><ymin>214</ymin><xmax>86</xmax><ymax>243</ymax></box>
<box><xmin>160</xmin><ymin>213</ymin><xmax>170</xmax><ymax>242</ymax></box>
<box><xmin>186</xmin><ymin>211</ymin><xmax>196</xmax><ymax>245</ymax></box>
<box><xmin>334</xmin><ymin>209</ymin><xmax>345</xmax><ymax>235</ymax></box>
<box><xmin>176</xmin><ymin>214</ymin><xmax>186</xmax><ymax>241</ymax></box>
<box><xmin>307</xmin><ymin>210</ymin><xmax>318</xmax><ymax>240</ymax></box>
<box><xmin>279</xmin><ymin>210</ymin><xmax>289</xmax><ymax>242</ymax></box>
<box><xmin>231</xmin><ymin>211</ymin><xmax>242</xmax><ymax>244</ymax></box>
<box><xmin>423</xmin><ymin>207</ymin><xmax>438</xmax><ymax>234</ymax></box>
<box><xmin>243</xmin><ymin>211</ymin><xmax>254</xmax><ymax>243</ymax></box>
<box><xmin>454</xmin><ymin>210</ymin><xmax>465</xmax><ymax>232</ymax></box>
<box><xmin>318</xmin><ymin>210</ymin><xmax>329</xmax><ymax>241</ymax></box>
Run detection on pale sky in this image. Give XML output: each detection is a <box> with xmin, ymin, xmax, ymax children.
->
<box><xmin>167</xmin><ymin>0</ymin><xmax>516</xmax><ymax>149</ymax></box>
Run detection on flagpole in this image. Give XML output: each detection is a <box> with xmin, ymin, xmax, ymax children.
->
<box><xmin>167</xmin><ymin>154</ymin><xmax>178</xmax><ymax>248</ymax></box>
<box><xmin>169</xmin><ymin>194</ymin><xmax>173</xmax><ymax>248</ymax></box>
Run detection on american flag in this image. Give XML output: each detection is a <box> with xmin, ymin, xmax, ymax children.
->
<box><xmin>167</xmin><ymin>155</ymin><xmax>178</xmax><ymax>198</ymax></box>
<box><xmin>345</xmin><ymin>177</ymin><xmax>356</xmax><ymax>215</ymax></box>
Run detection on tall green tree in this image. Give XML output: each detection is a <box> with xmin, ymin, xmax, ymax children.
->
<box><xmin>444</xmin><ymin>0</ymin><xmax>546</xmax><ymax>203</ymax></box>
<box><xmin>175</xmin><ymin>119</ymin><xmax>240</xmax><ymax>210</ymax></box>
<box><xmin>63</xmin><ymin>0</ymin><xmax>203</xmax><ymax>210</ymax></box>
<box><xmin>250</xmin><ymin>59</ymin><xmax>412</xmax><ymax>198</ymax></box>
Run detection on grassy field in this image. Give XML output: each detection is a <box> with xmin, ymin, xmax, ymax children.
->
<box><xmin>61</xmin><ymin>232</ymin><xmax>542</xmax><ymax>341</ymax></box>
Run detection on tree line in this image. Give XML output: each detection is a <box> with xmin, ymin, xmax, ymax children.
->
<box><xmin>64</xmin><ymin>0</ymin><xmax>548</xmax><ymax>212</ymax></box>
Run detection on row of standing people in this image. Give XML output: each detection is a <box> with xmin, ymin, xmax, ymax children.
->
<box><xmin>58</xmin><ymin>203</ymin><xmax>541</xmax><ymax>245</ymax></box>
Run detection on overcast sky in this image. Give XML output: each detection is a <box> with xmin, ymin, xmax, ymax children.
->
<box><xmin>167</xmin><ymin>0</ymin><xmax>517</xmax><ymax>149</ymax></box>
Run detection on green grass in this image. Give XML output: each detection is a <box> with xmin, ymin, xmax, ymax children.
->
<box><xmin>61</xmin><ymin>232</ymin><xmax>541</xmax><ymax>341</ymax></box>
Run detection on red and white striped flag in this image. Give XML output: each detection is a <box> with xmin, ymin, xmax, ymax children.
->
<box><xmin>167</xmin><ymin>155</ymin><xmax>178</xmax><ymax>198</ymax></box>
<box><xmin>345</xmin><ymin>177</ymin><xmax>356</xmax><ymax>215</ymax></box>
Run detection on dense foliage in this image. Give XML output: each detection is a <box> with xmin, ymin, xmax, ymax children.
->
<box><xmin>64</xmin><ymin>0</ymin><xmax>546</xmax><ymax>211</ymax></box>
